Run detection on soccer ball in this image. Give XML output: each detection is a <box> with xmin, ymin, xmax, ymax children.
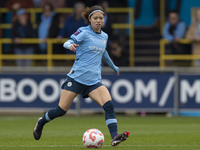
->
<box><xmin>82</xmin><ymin>129</ymin><xmax>104</xmax><ymax>148</ymax></box>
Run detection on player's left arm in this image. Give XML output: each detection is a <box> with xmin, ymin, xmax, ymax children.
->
<box><xmin>102</xmin><ymin>50</ymin><xmax>119</xmax><ymax>76</ymax></box>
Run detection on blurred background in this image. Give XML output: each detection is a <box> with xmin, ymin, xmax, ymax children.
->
<box><xmin>0</xmin><ymin>0</ymin><xmax>200</xmax><ymax>117</ymax></box>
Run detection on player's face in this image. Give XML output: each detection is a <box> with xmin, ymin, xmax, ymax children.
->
<box><xmin>89</xmin><ymin>12</ymin><xmax>104</xmax><ymax>32</ymax></box>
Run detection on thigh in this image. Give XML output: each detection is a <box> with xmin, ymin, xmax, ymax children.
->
<box><xmin>58</xmin><ymin>89</ymin><xmax>78</xmax><ymax>111</ymax></box>
<box><xmin>88</xmin><ymin>85</ymin><xmax>111</xmax><ymax>106</ymax></box>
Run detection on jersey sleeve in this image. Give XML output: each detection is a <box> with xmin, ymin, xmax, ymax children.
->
<box><xmin>70</xmin><ymin>28</ymin><xmax>85</xmax><ymax>44</ymax></box>
<box><xmin>102</xmin><ymin>50</ymin><xmax>119</xmax><ymax>73</ymax></box>
<box><xmin>63</xmin><ymin>39</ymin><xmax>74</xmax><ymax>49</ymax></box>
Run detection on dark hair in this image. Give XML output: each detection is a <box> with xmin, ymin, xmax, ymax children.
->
<box><xmin>169</xmin><ymin>10</ymin><xmax>179</xmax><ymax>15</ymax></box>
<box><xmin>43</xmin><ymin>2</ymin><xmax>54</xmax><ymax>12</ymax></box>
<box><xmin>81</xmin><ymin>5</ymin><xmax>105</xmax><ymax>24</ymax></box>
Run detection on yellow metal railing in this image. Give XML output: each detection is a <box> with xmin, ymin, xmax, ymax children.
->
<box><xmin>0</xmin><ymin>38</ymin><xmax>76</xmax><ymax>68</ymax></box>
<box><xmin>160</xmin><ymin>7</ymin><xmax>200</xmax><ymax>67</ymax></box>
<box><xmin>0</xmin><ymin>8</ymin><xmax>134</xmax><ymax>67</ymax></box>
<box><xmin>159</xmin><ymin>39</ymin><xmax>195</xmax><ymax>67</ymax></box>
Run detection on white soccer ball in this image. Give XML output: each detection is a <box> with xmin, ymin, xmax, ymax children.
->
<box><xmin>82</xmin><ymin>128</ymin><xmax>104</xmax><ymax>148</ymax></box>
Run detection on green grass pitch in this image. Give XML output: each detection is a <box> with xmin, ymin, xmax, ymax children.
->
<box><xmin>0</xmin><ymin>115</ymin><xmax>200</xmax><ymax>150</ymax></box>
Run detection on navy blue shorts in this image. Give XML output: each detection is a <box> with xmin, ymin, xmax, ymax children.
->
<box><xmin>61</xmin><ymin>76</ymin><xmax>103</xmax><ymax>98</ymax></box>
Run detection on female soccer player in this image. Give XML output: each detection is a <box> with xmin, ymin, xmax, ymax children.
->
<box><xmin>33</xmin><ymin>5</ymin><xmax>129</xmax><ymax>147</ymax></box>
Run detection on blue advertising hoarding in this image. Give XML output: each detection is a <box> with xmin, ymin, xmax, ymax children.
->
<box><xmin>179</xmin><ymin>75</ymin><xmax>200</xmax><ymax>109</ymax></box>
<box><xmin>0</xmin><ymin>72</ymin><xmax>176</xmax><ymax>110</ymax></box>
<box><xmin>81</xmin><ymin>73</ymin><xmax>174</xmax><ymax>109</ymax></box>
<box><xmin>0</xmin><ymin>74</ymin><xmax>69</xmax><ymax>108</ymax></box>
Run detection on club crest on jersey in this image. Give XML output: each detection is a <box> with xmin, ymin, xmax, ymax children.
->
<box><xmin>103</xmin><ymin>40</ymin><xmax>106</xmax><ymax>45</ymax></box>
<box><xmin>67</xmin><ymin>82</ymin><xmax>72</xmax><ymax>87</ymax></box>
<box><xmin>73</xmin><ymin>30</ymin><xmax>81</xmax><ymax>35</ymax></box>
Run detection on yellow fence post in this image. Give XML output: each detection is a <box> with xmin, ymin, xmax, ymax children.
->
<box><xmin>160</xmin><ymin>39</ymin><xmax>165</xmax><ymax>67</ymax></box>
<box><xmin>129</xmin><ymin>8</ymin><xmax>134</xmax><ymax>67</ymax></box>
<box><xmin>0</xmin><ymin>40</ymin><xmax>2</xmax><ymax>67</ymax></box>
<box><xmin>47</xmin><ymin>40</ymin><xmax>53</xmax><ymax>69</ymax></box>
<box><xmin>30</xmin><ymin>8</ymin><xmax>35</xmax><ymax>25</ymax></box>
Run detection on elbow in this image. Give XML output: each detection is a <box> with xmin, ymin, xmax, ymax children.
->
<box><xmin>63</xmin><ymin>42</ymin><xmax>67</xmax><ymax>49</ymax></box>
<box><xmin>63</xmin><ymin>39</ymin><xmax>74</xmax><ymax>49</ymax></box>
<box><xmin>63</xmin><ymin>41</ymin><xmax>70</xmax><ymax>49</ymax></box>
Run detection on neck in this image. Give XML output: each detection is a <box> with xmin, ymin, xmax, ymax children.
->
<box><xmin>91</xmin><ymin>26</ymin><xmax>101</xmax><ymax>33</ymax></box>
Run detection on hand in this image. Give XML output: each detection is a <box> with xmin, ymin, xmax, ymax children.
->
<box><xmin>70</xmin><ymin>44</ymin><xmax>78</xmax><ymax>52</ymax></box>
<box><xmin>14</xmin><ymin>38</ymin><xmax>20</xmax><ymax>44</ymax></box>
<box><xmin>114</xmin><ymin>66</ymin><xmax>119</xmax><ymax>76</ymax></box>
<box><xmin>40</xmin><ymin>38</ymin><xmax>47</xmax><ymax>43</ymax></box>
<box><xmin>174</xmin><ymin>37</ymin><xmax>180</xmax><ymax>42</ymax></box>
<box><xmin>117</xmin><ymin>71</ymin><xmax>120</xmax><ymax>76</ymax></box>
<box><xmin>41</xmin><ymin>38</ymin><xmax>47</xmax><ymax>43</ymax></box>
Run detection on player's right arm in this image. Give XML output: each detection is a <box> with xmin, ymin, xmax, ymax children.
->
<box><xmin>63</xmin><ymin>28</ymin><xmax>85</xmax><ymax>52</ymax></box>
<box><xmin>63</xmin><ymin>40</ymin><xmax>78</xmax><ymax>52</ymax></box>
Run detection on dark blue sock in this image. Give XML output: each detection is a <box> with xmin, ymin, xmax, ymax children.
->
<box><xmin>102</xmin><ymin>101</ymin><xmax>117</xmax><ymax>138</ymax></box>
<box><xmin>39</xmin><ymin>106</ymin><xmax>66</xmax><ymax>126</ymax></box>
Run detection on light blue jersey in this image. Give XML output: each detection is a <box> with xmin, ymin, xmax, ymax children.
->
<box><xmin>63</xmin><ymin>25</ymin><xmax>118</xmax><ymax>86</ymax></box>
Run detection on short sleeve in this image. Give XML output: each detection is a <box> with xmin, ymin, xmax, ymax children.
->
<box><xmin>70</xmin><ymin>29</ymin><xmax>85</xmax><ymax>44</ymax></box>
